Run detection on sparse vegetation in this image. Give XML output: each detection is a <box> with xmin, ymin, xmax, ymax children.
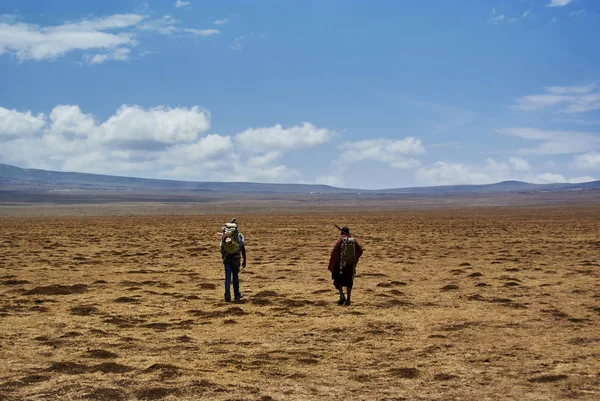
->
<box><xmin>0</xmin><ymin>205</ymin><xmax>599</xmax><ymax>400</ymax></box>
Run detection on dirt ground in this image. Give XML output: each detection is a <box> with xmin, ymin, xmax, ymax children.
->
<box><xmin>1</xmin><ymin>206</ymin><xmax>599</xmax><ymax>400</ymax></box>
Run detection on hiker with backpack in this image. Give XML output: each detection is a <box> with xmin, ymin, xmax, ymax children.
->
<box><xmin>220</xmin><ymin>218</ymin><xmax>246</xmax><ymax>302</ymax></box>
<box><xmin>328</xmin><ymin>226</ymin><xmax>363</xmax><ymax>306</ymax></box>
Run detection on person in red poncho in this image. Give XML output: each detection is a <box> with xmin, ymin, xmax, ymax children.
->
<box><xmin>328</xmin><ymin>226</ymin><xmax>363</xmax><ymax>306</ymax></box>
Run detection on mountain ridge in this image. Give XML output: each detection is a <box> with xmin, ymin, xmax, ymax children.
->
<box><xmin>1</xmin><ymin>162</ymin><xmax>599</xmax><ymax>195</ymax></box>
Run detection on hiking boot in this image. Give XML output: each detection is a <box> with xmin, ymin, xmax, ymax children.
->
<box><xmin>337</xmin><ymin>298</ymin><xmax>346</xmax><ymax>305</ymax></box>
<box><xmin>224</xmin><ymin>296</ymin><xmax>231</xmax><ymax>302</ymax></box>
<box><xmin>344</xmin><ymin>299</ymin><xmax>351</xmax><ymax>306</ymax></box>
<box><xmin>234</xmin><ymin>294</ymin><xmax>243</xmax><ymax>301</ymax></box>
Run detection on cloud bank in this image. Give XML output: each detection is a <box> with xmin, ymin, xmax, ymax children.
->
<box><xmin>512</xmin><ymin>84</ymin><xmax>600</xmax><ymax>113</ymax></box>
<box><xmin>0</xmin><ymin>104</ymin><xmax>337</xmax><ymax>184</ymax></box>
<box><xmin>0</xmin><ymin>13</ymin><xmax>220</xmax><ymax>64</ymax></box>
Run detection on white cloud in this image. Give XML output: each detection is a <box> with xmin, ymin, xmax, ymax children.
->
<box><xmin>162</xmin><ymin>122</ymin><xmax>336</xmax><ymax>183</ymax></box>
<box><xmin>560</xmin><ymin>98</ymin><xmax>600</xmax><ymax>114</ymax></box>
<box><xmin>0</xmin><ymin>104</ymin><xmax>337</xmax><ymax>184</ymax></box>
<box><xmin>569</xmin><ymin>9</ymin><xmax>585</xmax><ymax>21</ymax></box>
<box><xmin>488</xmin><ymin>8</ymin><xmax>531</xmax><ymax>24</ymax></box>
<box><xmin>417</xmin><ymin>162</ymin><xmax>491</xmax><ymax>185</ymax></box>
<box><xmin>100</xmin><ymin>105</ymin><xmax>211</xmax><ymax>148</ymax></box>
<box><xmin>572</xmin><ymin>152</ymin><xmax>600</xmax><ymax>170</ymax></box>
<box><xmin>0</xmin><ymin>14</ymin><xmax>142</xmax><ymax>62</ymax></box>
<box><xmin>137</xmin><ymin>15</ymin><xmax>178</xmax><ymax>35</ymax></box>
<box><xmin>484</xmin><ymin>158</ymin><xmax>512</xmax><ymax>177</ymax></box>
<box><xmin>246</xmin><ymin>152</ymin><xmax>282</xmax><ymax>167</ymax></box>
<box><xmin>0</xmin><ymin>107</ymin><xmax>46</xmax><ymax>140</ymax></box>
<box><xmin>0</xmin><ymin>13</ymin><xmax>222</xmax><ymax>64</ymax></box>
<box><xmin>531</xmin><ymin>172</ymin><xmax>596</xmax><ymax>185</ymax></box>
<box><xmin>235</xmin><ymin>165</ymin><xmax>297</xmax><ymax>182</ymax></box>
<box><xmin>512</xmin><ymin>94</ymin><xmax>567</xmax><ymax>111</ymax></box>
<box><xmin>509</xmin><ymin>10</ymin><xmax>531</xmax><ymax>23</ymax></box>
<box><xmin>86</xmin><ymin>47</ymin><xmax>131</xmax><ymax>64</ymax></box>
<box><xmin>0</xmin><ymin>104</ymin><xmax>213</xmax><ymax>173</ymax></box>
<box><xmin>184</xmin><ymin>28</ymin><xmax>220</xmax><ymax>37</ymax></box>
<box><xmin>214</xmin><ymin>19</ymin><xmax>228</xmax><ymax>25</ymax></box>
<box><xmin>175</xmin><ymin>0</ymin><xmax>191</xmax><ymax>8</ymax></box>
<box><xmin>54</xmin><ymin>14</ymin><xmax>143</xmax><ymax>31</ymax></box>
<box><xmin>568</xmin><ymin>176</ymin><xmax>596</xmax><ymax>183</ymax></box>
<box><xmin>512</xmin><ymin>84</ymin><xmax>600</xmax><ymax>113</ymax></box>
<box><xmin>48</xmin><ymin>105</ymin><xmax>95</xmax><ymax>136</ymax></box>
<box><xmin>499</xmin><ymin>127</ymin><xmax>554</xmax><ymax>140</ymax></box>
<box><xmin>134</xmin><ymin>15</ymin><xmax>222</xmax><ymax>40</ymax></box>
<box><xmin>488</xmin><ymin>8</ymin><xmax>505</xmax><ymax>24</ymax></box>
<box><xmin>232</xmin><ymin>123</ymin><xmax>338</xmax><ymax>182</ymax></box>
<box><xmin>415</xmin><ymin>157</ymin><xmax>589</xmax><ymax>186</ymax></box>
<box><xmin>88</xmin><ymin>54</ymin><xmax>109</xmax><ymax>64</ymax></box>
<box><xmin>534</xmin><ymin>173</ymin><xmax>567</xmax><ymax>183</ymax></box>
<box><xmin>509</xmin><ymin>156</ymin><xmax>531</xmax><ymax>171</ymax></box>
<box><xmin>546</xmin><ymin>83</ymin><xmax>596</xmax><ymax>94</ymax></box>
<box><xmin>548</xmin><ymin>0</ymin><xmax>574</xmax><ymax>6</ymax></box>
<box><xmin>337</xmin><ymin>138</ymin><xmax>424</xmax><ymax>169</ymax></box>
<box><xmin>499</xmin><ymin>127</ymin><xmax>600</xmax><ymax>154</ymax></box>
<box><xmin>231</xmin><ymin>36</ymin><xmax>245</xmax><ymax>50</ymax></box>
<box><xmin>235</xmin><ymin>122</ymin><xmax>334</xmax><ymax>153</ymax></box>
<box><xmin>159</xmin><ymin>134</ymin><xmax>232</xmax><ymax>164</ymax></box>
<box><xmin>140</xmin><ymin>16</ymin><xmax>219</xmax><ymax>39</ymax></box>
<box><xmin>316</xmin><ymin>175</ymin><xmax>345</xmax><ymax>187</ymax></box>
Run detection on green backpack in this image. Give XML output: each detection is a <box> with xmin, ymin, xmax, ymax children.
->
<box><xmin>222</xmin><ymin>223</ymin><xmax>240</xmax><ymax>255</ymax></box>
<box><xmin>340</xmin><ymin>237</ymin><xmax>357</xmax><ymax>266</ymax></box>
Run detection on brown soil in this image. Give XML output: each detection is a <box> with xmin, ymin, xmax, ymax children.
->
<box><xmin>0</xmin><ymin>205</ymin><xmax>599</xmax><ymax>400</ymax></box>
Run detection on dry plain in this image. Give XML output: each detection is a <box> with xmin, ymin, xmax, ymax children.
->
<box><xmin>1</xmin><ymin>204</ymin><xmax>599</xmax><ymax>400</ymax></box>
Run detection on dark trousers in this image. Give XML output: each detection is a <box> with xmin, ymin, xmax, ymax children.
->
<box><xmin>224</xmin><ymin>261</ymin><xmax>240</xmax><ymax>301</ymax></box>
<box><xmin>333</xmin><ymin>263</ymin><xmax>355</xmax><ymax>289</ymax></box>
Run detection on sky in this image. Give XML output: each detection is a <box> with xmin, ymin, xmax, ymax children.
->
<box><xmin>1</xmin><ymin>0</ymin><xmax>599</xmax><ymax>190</ymax></box>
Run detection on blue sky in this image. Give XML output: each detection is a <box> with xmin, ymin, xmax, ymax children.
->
<box><xmin>1</xmin><ymin>0</ymin><xmax>599</xmax><ymax>189</ymax></box>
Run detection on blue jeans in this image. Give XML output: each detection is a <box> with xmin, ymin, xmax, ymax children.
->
<box><xmin>224</xmin><ymin>262</ymin><xmax>240</xmax><ymax>301</ymax></box>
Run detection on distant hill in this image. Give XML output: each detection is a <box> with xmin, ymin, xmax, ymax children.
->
<box><xmin>1</xmin><ymin>162</ymin><xmax>599</xmax><ymax>195</ymax></box>
<box><xmin>372</xmin><ymin>180</ymin><xmax>600</xmax><ymax>194</ymax></box>
<box><xmin>0</xmin><ymin>163</ymin><xmax>346</xmax><ymax>194</ymax></box>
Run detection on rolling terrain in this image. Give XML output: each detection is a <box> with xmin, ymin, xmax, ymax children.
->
<box><xmin>2</xmin><ymin>163</ymin><xmax>599</xmax><ymax>198</ymax></box>
<box><xmin>1</xmin><ymin>207</ymin><xmax>599</xmax><ymax>400</ymax></box>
